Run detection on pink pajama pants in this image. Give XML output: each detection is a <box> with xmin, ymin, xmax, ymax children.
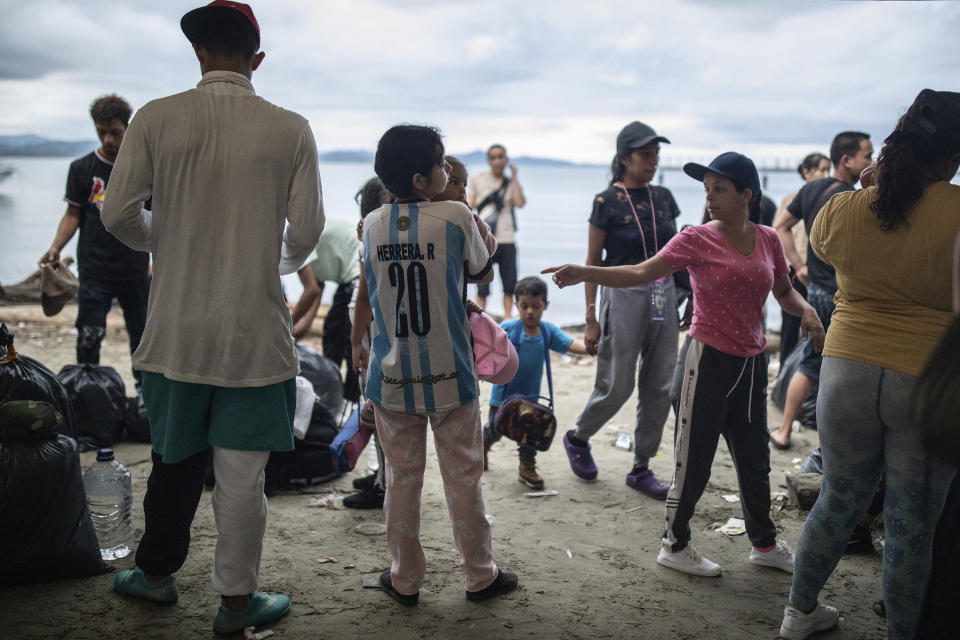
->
<box><xmin>373</xmin><ymin>399</ymin><xmax>498</xmax><ymax>595</ymax></box>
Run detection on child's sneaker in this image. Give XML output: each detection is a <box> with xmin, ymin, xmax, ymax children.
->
<box><xmin>656</xmin><ymin>541</ymin><xmax>722</xmax><ymax>576</ymax></box>
<box><xmin>779</xmin><ymin>603</ymin><xmax>839</xmax><ymax>639</ymax></box>
<box><xmin>749</xmin><ymin>539</ymin><xmax>795</xmax><ymax>573</ymax></box>
<box><xmin>518</xmin><ymin>460</ymin><xmax>544</xmax><ymax>489</ymax></box>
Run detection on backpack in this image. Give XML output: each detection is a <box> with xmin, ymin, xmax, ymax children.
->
<box><xmin>264</xmin><ymin>399</ymin><xmax>340</xmax><ymax>494</ymax></box>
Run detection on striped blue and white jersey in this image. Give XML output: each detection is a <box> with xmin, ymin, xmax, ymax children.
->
<box><xmin>362</xmin><ymin>200</ymin><xmax>491</xmax><ymax>414</ymax></box>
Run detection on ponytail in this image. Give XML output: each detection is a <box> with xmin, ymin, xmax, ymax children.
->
<box><xmin>609</xmin><ymin>154</ymin><xmax>626</xmax><ymax>186</ymax></box>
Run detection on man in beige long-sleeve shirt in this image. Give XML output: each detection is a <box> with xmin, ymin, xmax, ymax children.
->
<box><xmin>101</xmin><ymin>2</ymin><xmax>323</xmax><ymax>634</ymax></box>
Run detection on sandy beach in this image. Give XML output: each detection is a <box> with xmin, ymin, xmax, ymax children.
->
<box><xmin>0</xmin><ymin>302</ymin><xmax>885</xmax><ymax>639</ymax></box>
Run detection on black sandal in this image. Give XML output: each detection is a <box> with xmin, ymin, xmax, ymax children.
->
<box><xmin>466</xmin><ymin>569</ymin><xmax>518</xmax><ymax>602</ymax></box>
<box><xmin>379</xmin><ymin>570</ymin><xmax>419</xmax><ymax>606</ymax></box>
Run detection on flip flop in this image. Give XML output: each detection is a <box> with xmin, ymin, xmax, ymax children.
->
<box><xmin>768</xmin><ymin>428</ymin><xmax>791</xmax><ymax>450</ymax></box>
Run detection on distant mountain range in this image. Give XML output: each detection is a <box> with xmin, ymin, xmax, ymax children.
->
<box><xmin>0</xmin><ymin>135</ymin><xmax>600</xmax><ymax>167</ymax></box>
<box><xmin>0</xmin><ymin>134</ymin><xmax>98</xmax><ymax>158</ymax></box>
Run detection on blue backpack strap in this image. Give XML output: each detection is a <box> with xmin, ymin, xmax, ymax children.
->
<box><xmin>541</xmin><ymin>323</ymin><xmax>554</xmax><ymax>409</ymax></box>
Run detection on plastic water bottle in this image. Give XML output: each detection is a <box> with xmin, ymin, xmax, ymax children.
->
<box><xmin>82</xmin><ymin>448</ymin><xmax>133</xmax><ymax>560</ymax></box>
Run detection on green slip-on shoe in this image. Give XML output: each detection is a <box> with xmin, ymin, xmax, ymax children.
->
<box><xmin>113</xmin><ymin>567</ymin><xmax>179</xmax><ymax>604</ymax></box>
<box><xmin>213</xmin><ymin>592</ymin><xmax>291</xmax><ymax>635</ymax></box>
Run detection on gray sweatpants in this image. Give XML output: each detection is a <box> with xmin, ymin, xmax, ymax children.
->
<box><xmin>574</xmin><ymin>280</ymin><xmax>678</xmax><ymax>468</ymax></box>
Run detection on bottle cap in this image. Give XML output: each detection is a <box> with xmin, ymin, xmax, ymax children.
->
<box><xmin>96</xmin><ymin>448</ymin><xmax>115</xmax><ymax>462</ymax></box>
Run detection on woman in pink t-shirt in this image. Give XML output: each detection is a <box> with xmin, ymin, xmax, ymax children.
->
<box><xmin>545</xmin><ymin>152</ymin><xmax>823</xmax><ymax>579</ymax></box>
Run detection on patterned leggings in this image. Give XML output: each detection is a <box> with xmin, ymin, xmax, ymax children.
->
<box><xmin>789</xmin><ymin>356</ymin><xmax>956</xmax><ymax>639</ymax></box>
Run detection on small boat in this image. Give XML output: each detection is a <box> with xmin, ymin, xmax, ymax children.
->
<box><xmin>0</xmin><ymin>165</ymin><xmax>14</xmax><ymax>182</ymax></box>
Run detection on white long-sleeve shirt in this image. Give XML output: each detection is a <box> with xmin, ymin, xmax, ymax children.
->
<box><xmin>102</xmin><ymin>70</ymin><xmax>324</xmax><ymax>387</ymax></box>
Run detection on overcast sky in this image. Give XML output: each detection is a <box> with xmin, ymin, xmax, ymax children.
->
<box><xmin>1</xmin><ymin>0</ymin><xmax>957</xmax><ymax>164</ymax></box>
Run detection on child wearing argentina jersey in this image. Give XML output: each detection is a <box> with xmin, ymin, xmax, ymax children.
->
<box><xmin>351</xmin><ymin>125</ymin><xmax>518</xmax><ymax>606</ymax></box>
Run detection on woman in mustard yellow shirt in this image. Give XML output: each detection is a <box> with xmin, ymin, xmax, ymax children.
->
<box><xmin>781</xmin><ymin>90</ymin><xmax>960</xmax><ymax>640</ymax></box>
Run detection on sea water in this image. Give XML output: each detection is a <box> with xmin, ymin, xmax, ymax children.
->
<box><xmin>1</xmin><ymin>156</ymin><xmax>815</xmax><ymax>327</ymax></box>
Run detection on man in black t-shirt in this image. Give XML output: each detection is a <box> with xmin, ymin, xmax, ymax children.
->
<box><xmin>39</xmin><ymin>95</ymin><xmax>150</xmax><ymax>384</ymax></box>
<box><xmin>769</xmin><ymin>131</ymin><xmax>873</xmax><ymax>449</ymax></box>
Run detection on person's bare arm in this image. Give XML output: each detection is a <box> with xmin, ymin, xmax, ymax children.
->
<box><xmin>290</xmin><ymin>265</ymin><xmax>325</xmax><ymax>340</ymax></box>
<box><xmin>583</xmin><ymin>223</ymin><xmax>606</xmax><ymax>355</ymax></box>
<box><xmin>544</xmin><ymin>255</ymin><xmax>675</xmax><ymax>289</ymax></box>
<box><xmin>773</xmin><ymin>209</ymin><xmax>808</xmax><ymax>286</ymax></box>
<box><xmin>772</xmin><ymin>274</ymin><xmax>824</xmax><ymax>352</ymax></box>
<box><xmin>507</xmin><ymin>164</ymin><xmax>526</xmax><ymax>208</ymax></box>
<box><xmin>351</xmin><ymin>270</ymin><xmax>372</xmax><ymax>373</ymax></box>
<box><xmin>39</xmin><ymin>205</ymin><xmax>81</xmax><ymax>266</ymax></box>
<box><xmin>566</xmin><ymin>338</ymin><xmax>591</xmax><ymax>355</ymax></box>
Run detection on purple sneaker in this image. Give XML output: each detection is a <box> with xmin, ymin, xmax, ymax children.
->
<box><xmin>626</xmin><ymin>469</ymin><xmax>669</xmax><ymax>500</ymax></box>
<box><xmin>563</xmin><ymin>430</ymin><xmax>598</xmax><ymax>480</ymax></box>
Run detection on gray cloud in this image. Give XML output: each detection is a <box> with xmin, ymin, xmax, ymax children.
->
<box><xmin>1</xmin><ymin>0</ymin><xmax>958</xmax><ymax>162</ymax></box>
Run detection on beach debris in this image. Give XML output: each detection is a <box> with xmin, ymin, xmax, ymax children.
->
<box><xmin>721</xmin><ymin>494</ymin><xmax>740</xmax><ymax>503</ymax></box>
<box><xmin>716</xmin><ymin>517</ymin><xmax>746</xmax><ymax>536</ymax></box>
<box><xmin>785</xmin><ymin>472</ymin><xmax>822</xmax><ymax>510</ymax></box>
<box><xmin>614</xmin><ymin>433</ymin><xmax>632</xmax><ymax>451</ymax></box>
<box><xmin>524</xmin><ymin>489</ymin><xmax>559</xmax><ymax>498</ymax></box>
<box><xmin>355</xmin><ymin>522</ymin><xmax>387</xmax><ymax>535</ymax></box>
<box><xmin>316</xmin><ymin>556</ymin><xmax>337</xmax><ymax>564</ymax></box>
<box><xmin>791</xmin><ymin>458</ymin><xmax>802</xmax><ymax>464</ymax></box>
<box><xmin>307</xmin><ymin>492</ymin><xmax>344</xmax><ymax>509</ymax></box>
<box><xmin>566</xmin><ymin>549</ymin><xmax>573</xmax><ymax>559</ymax></box>
<box><xmin>485</xmin><ymin>514</ymin><xmax>496</xmax><ymax>524</ymax></box>
<box><xmin>626</xmin><ymin>505</ymin><xmax>644</xmax><ymax>513</ymax></box>
<box><xmin>361</xmin><ymin>573</ymin><xmax>381</xmax><ymax>588</ymax></box>
<box><xmin>243</xmin><ymin>627</ymin><xmax>274</xmax><ymax>639</ymax></box>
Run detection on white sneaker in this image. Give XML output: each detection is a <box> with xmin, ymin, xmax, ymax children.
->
<box><xmin>779</xmin><ymin>603</ymin><xmax>839</xmax><ymax>639</ymax></box>
<box><xmin>750</xmin><ymin>539</ymin><xmax>795</xmax><ymax>573</ymax></box>
<box><xmin>656</xmin><ymin>542</ymin><xmax>722</xmax><ymax>576</ymax></box>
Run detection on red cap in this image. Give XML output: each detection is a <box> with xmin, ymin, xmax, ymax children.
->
<box><xmin>181</xmin><ymin>1</ymin><xmax>260</xmax><ymax>48</ymax></box>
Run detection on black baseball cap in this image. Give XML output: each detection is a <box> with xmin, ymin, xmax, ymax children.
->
<box><xmin>616</xmin><ymin>121</ymin><xmax>670</xmax><ymax>155</ymax></box>
<box><xmin>683</xmin><ymin>152</ymin><xmax>761</xmax><ymax>198</ymax></box>
<box><xmin>181</xmin><ymin>1</ymin><xmax>260</xmax><ymax>48</ymax></box>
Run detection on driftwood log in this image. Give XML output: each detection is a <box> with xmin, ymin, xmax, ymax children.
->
<box><xmin>785</xmin><ymin>472</ymin><xmax>822</xmax><ymax>510</ymax></box>
<box><xmin>0</xmin><ymin>258</ymin><xmax>76</xmax><ymax>304</ymax></box>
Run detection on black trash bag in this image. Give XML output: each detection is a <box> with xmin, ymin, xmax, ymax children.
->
<box><xmin>123</xmin><ymin>395</ymin><xmax>151</xmax><ymax>443</ymax></box>
<box><xmin>295</xmin><ymin>345</ymin><xmax>343</xmax><ymax>414</ymax></box>
<box><xmin>798</xmin><ymin>448</ymin><xmax>823</xmax><ymax>474</ymax></box>
<box><xmin>58</xmin><ymin>363</ymin><xmax>126</xmax><ymax>448</ymax></box>
<box><xmin>0</xmin><ymin>323</ymin><xmax>77</xmax><ymax>439</ymax></box>
<box><xmin>264</xmin><ymin>399</ymin><xmax>340</xmax><ymax>494</ymax></box>
<box><xmin>0</xmin><ymin>400</ymin><xmax>108</xmax><ymax>587</ymax></box>
<box><xmin>770</xmin><ymin>342</ymin><xmax>818</xmax><ymax>429</ymax></box>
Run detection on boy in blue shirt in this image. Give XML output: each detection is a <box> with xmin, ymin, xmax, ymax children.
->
<box><xmin>483</xmin><ymin>276</ymin><xmax>589</xmax><ymax>489</ymax></box>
